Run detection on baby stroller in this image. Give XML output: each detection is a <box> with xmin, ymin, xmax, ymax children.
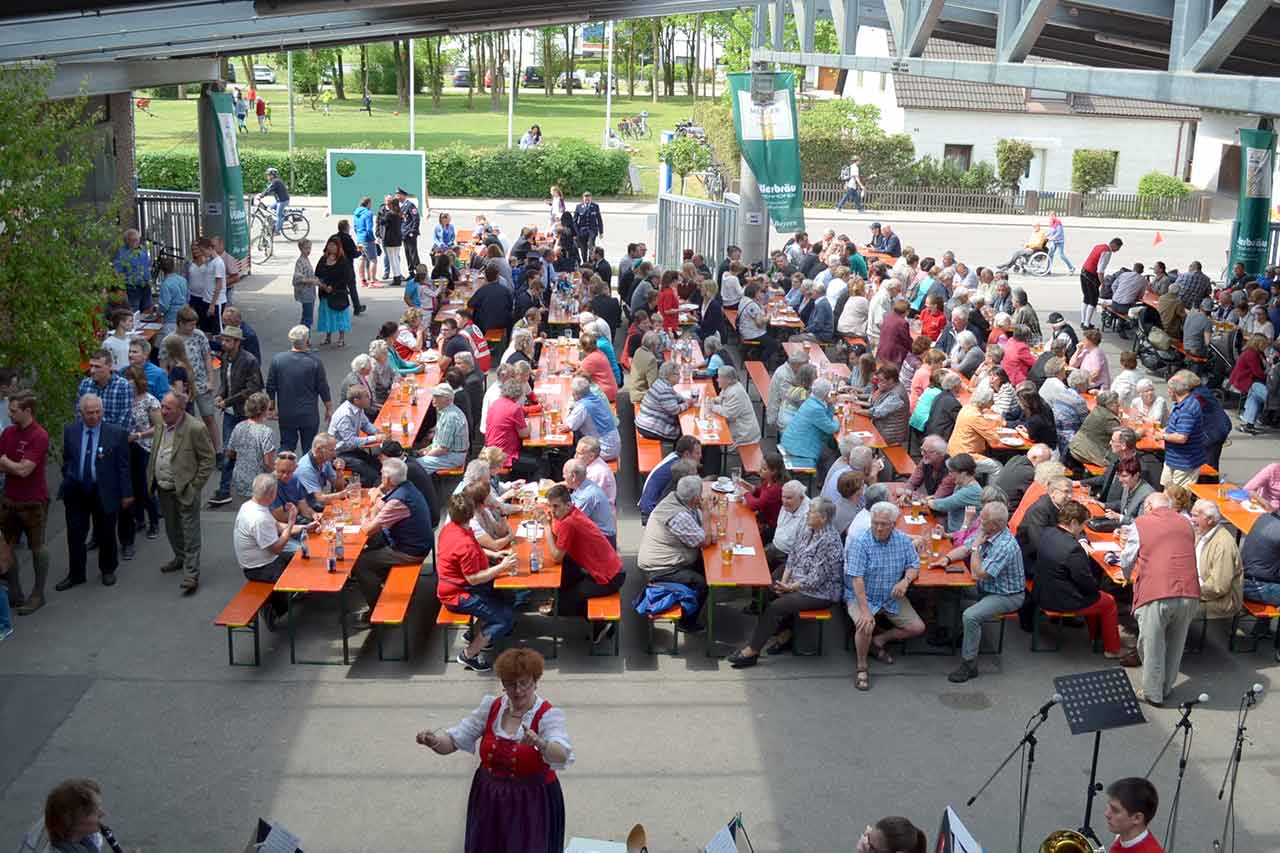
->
<box><xmin>1133</xmin><ymin>308</ymin><xmax>1181</xmax><ymax>378</ymax></box>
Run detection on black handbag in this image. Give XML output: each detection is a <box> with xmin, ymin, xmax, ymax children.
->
<box><xmin>1086</xmin><ymin>517</ymin><xmax>1120</xmax><ymax>534</ymax></box>
<box><xmin>325</xmin><ymin>285</ymin><xmax>350</xmax><ymax>311</ymax></box>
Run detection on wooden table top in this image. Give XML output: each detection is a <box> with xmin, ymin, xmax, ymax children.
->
<box><xmin>1189</xmin><ymin>483</ymin><xmax>1265</xmax><ymax>535</ymax></box>
<box><xmin>494</xmin><ymin>512</ymin><xmax>563</xmax><ymax>590</ymax></box>
<box><xmin>701</xmin><ymin>484</ymin><xmax>771</xmax><ymax>588</ymax></box>
<box><xmin>675</xmin><ymin>380</ymin><xmax>731</xmax><ymax>446</ymax></box>
<box><xmin>275</xmin><ymin>497</ymin><xmax>370</xmax><ymax>593</ymax></box>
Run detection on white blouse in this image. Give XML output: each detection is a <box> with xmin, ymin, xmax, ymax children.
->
<box><xmin>446</xmin><ymin>694</ymin><xmax>575</xmax><ymax>770</ymax></box>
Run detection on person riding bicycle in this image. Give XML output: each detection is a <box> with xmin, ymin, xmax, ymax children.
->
<box><xmin>256</xmin><ymin>167</ymin><xmax>290</xmax><ymax>236</ymax></box>
<box><xmin>996</xmin><ymin>224</ymin><xmax>1048</xmax><ymax>272</ymax></box>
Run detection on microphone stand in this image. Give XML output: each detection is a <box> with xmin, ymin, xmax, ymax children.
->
<box><xmin>1212</xmin><ymin>692</ymin><xmax>1258</xmax><ymax>853</ymax></box>
<box><xmin>966</xmin><ymin>705</ymin><xmax>1054</xmax><ymax>853</ymax></box>
<box><xmin>1145</xmin><ymin>702</ymin><xmax>1196</xmax><ymax>853</ymax></box>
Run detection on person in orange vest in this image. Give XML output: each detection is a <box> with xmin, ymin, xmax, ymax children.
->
<box><xmin>1079</xmin><ymin>237</ymin><xmax>1122</xmax><ymax>330</ymax></box>
<box><xmin>456</xmin><ymin>307</ymin><xmax>492</xmax><ymax>373</ymax></box>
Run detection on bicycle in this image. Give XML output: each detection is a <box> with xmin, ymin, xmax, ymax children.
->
<box><xmin>696</xmin><ymin>164</ymin><xmax>725</xmax><ymax>201</ymax></box>
<box><xmin>248</xmin><ymin>213</ymin><xmax>274</xmax><ymax>265</ymax></box>
<box><xmin>253</xmin><ymin>199</ymin><xmax>310</xmax><ymax>242</ymax></box>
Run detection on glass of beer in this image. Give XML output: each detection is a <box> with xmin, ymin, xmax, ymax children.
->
<box><xmin>720</xmin><ymin>538</ymin><xmax>733</xmax><ymax>566</ymax></box>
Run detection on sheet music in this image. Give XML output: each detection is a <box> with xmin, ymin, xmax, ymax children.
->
<box><xmin>945</xmin><ymin>807</ymin><xmax>983</xmax><ymax>853</ymax></box>
<box><xmin>260</xmin><ymin>823</ymin><xmax>300</xmax><ymax>853</ymax></box>
<box><xmin>702</xmin><ymin>823</ymin><xmax>738</xmax><ymax>853</ymax></box>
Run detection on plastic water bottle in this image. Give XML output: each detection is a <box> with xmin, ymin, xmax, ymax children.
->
<box><xmin>530</xmin><ymin>543</ymin><xmax>542</xmax><ymax>574</ymax></box>
<box><xmin>299</xmin><ymin>530</ymin><xmax>310</xmax><ymax>559</ymax></box>
<box><xmin>335</xmin><ymin>535</ymin><xmax>346</xmax><ymax>563</ymax></box>
<box><xmin>326</xmin><ymin>555</ymin><xmax>336</xmax><ymax>573</ymax></box>
<box><xmin>410</xmin><ymin>387</ymin><xmax>418</xmax><ymax>407</ymax></box>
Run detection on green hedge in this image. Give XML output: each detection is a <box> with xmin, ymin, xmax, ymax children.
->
<box><xmin>136</xmin><ymin>139</ymin><xmax>630</xmax><ymax>198</ymax></box>
<box><xmin>1137</xmin><ymin>171</ymin><xmax>1192</xmax><ymax>199</ymax></box>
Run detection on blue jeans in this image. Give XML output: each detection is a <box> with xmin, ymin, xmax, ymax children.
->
<box><xmin>836</xmin><ymin>187</ymin><xmax>865</xmax><ymax>212</ymax></box>
<box><xmin>217</xmin><ymin>412</ymin><xmax>245</xmax><ymax>496</ymax></box>
<box><xmin>959</xmin><ymin>589</ymin><xmax>1024</xmax><ymax>661</ymax></box>
<box><xmin>1242</xmin><ymin>381</ymin><xmax>1268</xmax><ymax>425</ymax></box>
<box><xmin>1244</xmin><ymin>578</ymin><xmax>1280</xmax><ymax>606</ymax></box>
<box><xmin>273</xmin><ymin>200</ymin><xmax>287</xmax><ymax>235</ymax></box>
<box><xmin>299</xmin><ymin>300</ymin><xmax>315</xmax><ymax>328</ymax></box>
<box><xmin>1047</xmin><ymin>241</ymin><xmax>1074</xmax><ymax>272</ymax></box>
<box><xmin>0</xmin><ymin>577</ymin><xmax>10</xmax><ymax>633</ymax></box>
<box><xmin>450</xmin><ymin>588</ymin><xmax>515</xmax><ymax>642</ymax></box>
<box><xmin>127</xmin><ymin>286</ymin><xmax>153</xmax><ymax>312</ymax></box>
<box><xmin>278</xmin><ymin>420</ymin><xmax>318</xmax><ymax>456</ymax></box>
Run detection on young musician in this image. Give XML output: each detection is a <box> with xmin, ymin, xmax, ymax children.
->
<box><xmin>1104</xmin><ymin>777</ymin><xmax>1165</xmax><ymax>852</ymax></box>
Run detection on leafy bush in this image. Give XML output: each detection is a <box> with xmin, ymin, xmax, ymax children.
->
<box><xmin>1072</xmin><ymin>149</ymin><xmax>1118</xmax><ymax>194</ymax></box>
<box><xmin>137</xmin><ymin>140</ymin><xmax>630</xmax><ymax>198</ymax></box>
<box><xmin>995</xmin><ymin>139</ymin><xmax>1033</xmax><ymax>190</ymax></box>
<box><xmin>658</xmin><ymin>135</ymin><xmax>713</xmax><ymax>192</ymax></box>
<box><xmin>1137</xmin><ymin>171</ymin><xmax>1192</xmax><ymax>198</ymax></box>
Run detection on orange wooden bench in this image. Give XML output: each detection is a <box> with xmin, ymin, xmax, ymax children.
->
<box><xmin>745</xmin><ymin>360</ymin><xmax>772</xmax><ymax>404</ymax></box>
<box><xmin>794</xmin><ymin>608</ymin><xmax>832</xmax><ymax>656</ymax></box>
<box><xmin>881</xmin><ymin>445</ymin><xmax>915</xmax><ymax>478</ymax></box>
<box><xmin>636</xmin><ymin>430</ymin><xmax>663</xmax><ymax>473</ymax></box>
<box><xmin>1081</xmin><ymin>462</ymin><xmax>1106</xmax><ymax>476</ymax></box>
<box><xmin>436</xmin><ymin>605</ymin><xmax>473</xmax><ymax>662</ymax></box>
<box><xmin>646</xmin><ymin>604</ymin><xmax>683</xmax><ymax>655</ymax></box>
<box><xmin>372</xmin><ymin>564</ymin><xmax>420</xmax><ymax>661</ymax></box>
<box><xmin>607</xmin><ymin>459</ymin><xmax>619</xmax><ymax>472</ymax></box>
<box><xmin>1027</xmin><ymin>580</ymin><xmax>1100</xmax><ymax>653</ymax></box>
<box><xmin>842</xmin><ymin>335</ymin><xmax>868</xmax><ymax>349</ymax></box>
<box><xmin>1198</xmin><ymin>463</ymin><xmax>1219</xmax><ymax>482</ymax></box>
<box><xmin>1229</xmin><ymin>600</ymin><xmax>1280</xmax><ymax>656</ymax></box>
<box><xmin>484</xmin><ymin>328</ymin><xmax>504</xmax><ymax>343</ymax></box>
<box><xmin>587</xmin><ymin>592</ymin><xmax>622</xmax><ymax>656</ymax></box>
<box><xmin>736</xmin><ymin>442</ymin><xmax>764</xmax><ymax>475</ymax></box>
<box><xmin>214</xmin><ymin>580</ymin><xmax>276</xmax><ymax>666</ymax></box>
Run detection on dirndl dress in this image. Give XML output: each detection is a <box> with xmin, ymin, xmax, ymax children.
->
<box><xmin>464</xmin><ymin>698</ymin><xmax>566</xmax><ymax>853</ymax></box>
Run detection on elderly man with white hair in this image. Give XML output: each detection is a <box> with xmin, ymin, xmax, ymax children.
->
<box><xmin>352</xmin><ymin>456</ymin><xmax>435</xmax><ymax>611</ymax></box>
<box><xmin>563</xmin><ymin>375</ymin><xmax>621</xmax><ymax>461</ymax></box>
<box><xmin>234</xmin><ymin>473</ymin><xmax>317</xmax><ymax>629</ymax></box>
<box><xmin>1118</xmin><ymin>491</ymin><xmax>1202</xmax><ymax>706</ymax></box>
<box><xmin>113</xmin><ymin>226</ymin><xmax>153</xmax><ymax>311</ymax></box>
<box><xmin>637</xmin><ymin>474</ymin><xmax>717</xmax><ymax>632</ymax></box>
<box><xmin>935</xmin><ymin>306</ymin><xmax>971</xmax><ymax>359</ymax></box>
<box><xmin>780</xmin><ymin>378</ymin><xmax>839</xmax><ymax>470</ymax></box>
<box><xmin>906</xmin><ymin>435</ymin><xmax>956</xmax><ymax>500</ymax></box>
<box><xmin>792</xmin><ymin>280</ymin><xmax>834</xmax><ymax>343</ymax></box>
<box><xmin>820</xmin><ymin>434</ymin><xmax>865</xmax><ymax>504</ymax></box>
<box><xmin>844</xmin><ymin>500</ymin><xmax>925</xmax><ymax>691</ymax></box>
<box><xmin>994</xmin><ymin>443</ymin><xmax>1053</xmax><ymax>511</ymax></box>
<box><xmin>328</xmin><ymin>384</ymin><xmax>384</xmax><ymax>487</ymax></box>
<box><xmin>945</xmin><ymin>501</ymin><xmax>1026</xmax><ymax>683</ymax></box>
<box><xmin>709</xmin><ymin>366</ymin><xmax>760</xmax><ymax>450</ymax></box>
<box><xmin>1191</xmin><ymin>498</ymin><xmax>1243</xmax><ymax>621</ymax></box>
<box><xmin>574</xmin><ymin>436</ymin><xmax>616</xmax><ymax>507</ymax></box>
<box><xmin>266</xmin><ymin>324</ymin><xmax>333</xmax><ymax>455</ymax></box>
<box><xmin>564</xmin><ymin>458</ymin><xmax>616</xmax><ymax>543</ymax></box>
<box><xmin>417</xmin><ymin>384</ymin><xmax>470</xmax><ymax>473</ymax></box>
<box><xmin>766</xmin><ymin>481</ymin><xmax>811</xmax><ymax>570</ymax></box>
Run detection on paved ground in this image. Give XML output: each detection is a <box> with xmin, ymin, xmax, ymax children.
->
<box><xmin>1</xmin><ymin>202</ymin><xmax>1277</xmax><ymax>851</ymax></box>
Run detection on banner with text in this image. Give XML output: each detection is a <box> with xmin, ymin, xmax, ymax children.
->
<box><xmin>203</xmin><ymin>90</ymin><xmax>250</xmax><ymax>260</ymax></box>
<box><xmin>1230</xmin><ymin>127</ymin><xmax>1276</xmax><ymax>276</ymax></box>
<box><xmin>728</xmin><ymin>71</ymin><xmax>805</xmax><ymax>233</ymax></box>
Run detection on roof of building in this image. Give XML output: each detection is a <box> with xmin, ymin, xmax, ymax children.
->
<box><xmin>890</xmin><ymin>38</ymin><xmax>1201</xmax><ymax>121</ymax></box>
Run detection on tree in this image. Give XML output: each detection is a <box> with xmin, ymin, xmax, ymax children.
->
<box><xmin>660</xmin><ymin>136</ymin><xmax>713</xmax><ymax>192</ymax></box>
<box><xmin>995</xmin><ymin>139</ymin><xmax>1033</xmax><ymax>191</ymax></box>
<box><xmin>0</xmin><ymin>66</ymin><xmax>119</xmax><ymax>439</ymax></box>
<box><xmin>333</xmin><ymin>51</ymin><xmax>346</xmax><ymax>100</ymax></box>
<box><xmin>1072</xmin><ymin>149</ymin><xmax>1118</xmax><ymax>194</ymax></box>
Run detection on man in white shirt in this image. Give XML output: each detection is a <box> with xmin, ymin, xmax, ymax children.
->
<box><xmin>836</xmin><ymin>158</ymin><xmax>866</xmax><ymax>212</ymax></box>
<box><xmin>766</xmin><ymin>481</ymin><xmax>810</xmax><ymax>569</ymax></box>
<box><xmin>866</xmin><ymin>276</ymin><xmax>901</xmax><ymax>349</ymax></box>
<box><xmin>234</xmin><ymin>473</ymin><xmax>314</xmax><ymax>629</ymax></box>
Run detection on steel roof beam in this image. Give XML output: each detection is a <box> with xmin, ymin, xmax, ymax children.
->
<box><xmin>902</xmin><ymin>0</ymin><xmax>947</xmax><ymax>55</ymax></box>
<box><xmin>44</xmin><ymin>57</ymin><xmax>221</xmax><ymax>97</ymax></box>
<box><xmin>1178</xmin><ymin>0</ymin><xmax>1271</xmax><ymax>71</ymax></box>
<box><xmin>997</xmin><ymin>0</ymin><xmax>1059</xmax><ymax>61</ymax></box>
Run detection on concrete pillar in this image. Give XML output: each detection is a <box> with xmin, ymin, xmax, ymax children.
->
<box><xmin>197</xmin><ymin>83</ymin><xmax>224</xmax><ymax>241</ymax></box>
<box><xmin>738</xmin><ymin>154</ymin><xmax>769</xmax><ymax>268</ymax></box>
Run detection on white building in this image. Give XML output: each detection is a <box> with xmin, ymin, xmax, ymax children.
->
<box><xmin>824</xmin><ymin>29</ymin><xmax>1200</xmax><ymax>194</ymax></box>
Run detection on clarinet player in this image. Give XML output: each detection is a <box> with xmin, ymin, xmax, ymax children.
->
<box><xmin>18</xmin><ymin>778</ymin><xmax>141</xmax><ymax>853</ymax></box>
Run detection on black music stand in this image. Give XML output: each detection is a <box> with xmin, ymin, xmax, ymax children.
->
<box><xmin>1054</xmin><ymin>668</ymin><xmax>1148</xmax><ymax>845</ymax></box>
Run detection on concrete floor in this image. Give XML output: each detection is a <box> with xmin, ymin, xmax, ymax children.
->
<box><xmin>1</xmin><ymin>201</ymin><xmax>1277</xmax><ymax>852</ymax></box>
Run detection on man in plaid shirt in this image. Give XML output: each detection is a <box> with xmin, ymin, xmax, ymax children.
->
<box><xmin>947</xmin><ymin>501</ymin><xmax>1026</xmax><ymax>683</ymax></box>
<box><xmin>77</xmin><ymin>351</ymin><xmax>132</xmax><ymax>429</ymax></box>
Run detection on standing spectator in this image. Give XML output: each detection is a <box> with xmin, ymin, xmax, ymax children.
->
<box><xmin>0</xmin><ymin>392</ymin><xmax>51</xmax><ymax>615</ymax></box>
<box><xmin>315</xmin><ymin>236</ymin><xmax>353</xmax><ymax>348</ymax></box>
<box><xmin>173</xmin><ymin>307</ymin><xmax>219</xmax><ymax>456</ymax></box>
<box><xmin>77</xmin><ymin>350</ymin><xmax>132</xmax><ymax>430</ymax></box>
<box><xmin>292</xmin><ymin>239</ymin><xmax>320</xmax><ymax>328</ymax></box>
<box><xmin>233</xmin><ymin>89</ymin><xmax>249</xmax><ymax>131</ymax></box>
<box><xmin>353</xmin><ymin>196</ymin><xmax>377</xmax><ymax>288</ymax></box>
<box><xmin>149</xmin><ymin>391</ymin><xmax>216</xmax><ymax>595</ymax></box>
<box><xmin>1160</xmin><ymin>370</ymin><xmax>1206</xmax><ymax>487</ymax></box>
<box><xmin>877</xmin><ymin>300</ymin><xmax>913</xmax><ymax>365</ymax></box>
<box><xmin>395</xmin><ymin>186</ymin><xmax>422</xmax><ymax>272</ymax></box>
<box><xmin>155</xmin><ymin>256</ymin><xmax>189</xmax><ymax>336</ymax></box>
<box><xmin>836</xmin><ymin>156</ymin><xmax>866</xmax><ymax>212</ymax></box>
<box><xmin>1119</xmin><ymin>492</ymin><xmax>1201</xmax><ymax>706</ymax></box>
<box><xmin>572</xmin><ymin>191</ymin><xmax>604</xmax><ymax>259</ymax></box>
<box><xmin>1045</xmin><ymin>215</ymin><xmax>1074</xmax><ymax>274</ymax></box>
<box><xmin>1078</xmin><ymin>237</ymin><xmax>1121</xmax><ymax>329</ymax></box>
<box><xmin>223</xmin><ymin>392</ymin><xmax>277</xmax><ymax>500</ymax></box>
<box><xmin>112</xmin><ymin>228</ymin><xmax>152</xmax><ymax>311</ymax></box>
<box><xmin>187</xmin><ymin>238</ymin><xmax>226</xmax><ymax>339</ymax></box>
<box><xmin>381</xmin><ymin>196</ymin><xmax>405</xmax><ymax>286</ymax></box>
<box><xmin>469</xmin><ymin>264</ymin><xmax>515</xmax><ymax>335</ymax></box>
<box><xmin>57</xmin><ymin>395</ymin><xmax>131</xmax><ymax>592</ymax></box>
<box><xmin>119</xmin><ymin>366</ymin><xmax>161</xmax><ymax>558</ymax></box>
<box><xmin>945</xmin><ymin>501</ymin><xmax>1026</xmax><ymax>683</ymax></box>
<box><xmin>208</xmin><ymin>326</ymin><xmax>262</xmax><ymax>506</ymax></box>
<box><xmin>548</xmin><ymin>183</ymin><xmax>567</xmax><ymax>230</ymax></box>
<box><xmin>332</xmin><ymin>220</ymin><xmax>365</xmax><ymax>317</ymax></box>
<box><xmin>255</xmin><ymin>95</ymin><xmax>267</xmax><ymax>132</ymax></box>
<box><xmin>266</xmin><ymin>325</ymin><xmax>333</xmax><ymax>454</ymax></box>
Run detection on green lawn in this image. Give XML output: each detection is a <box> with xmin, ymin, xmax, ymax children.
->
<box><xmin>135</xmin><ymin>91</ymin><xmax>703</xmax><ymax>195</ymax></box>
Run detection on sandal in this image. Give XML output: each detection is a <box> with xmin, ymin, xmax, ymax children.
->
<box><xmin>855</xmin><ymin>668</ymin><xmax>870</xmax><ymax>691</ymax></box>
<box><xmin>870</xmin><ymin>641</ymin><xmax>894</xmax><ymax>665</ymax></box>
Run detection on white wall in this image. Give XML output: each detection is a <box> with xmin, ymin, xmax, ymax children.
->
<box><xmin>903</xmin><ymin>109</ymin><xmax>1188</xmax><ymax>192</ymax></box>
<box><xmin>837</xmin><ymin>28</ymin><xmax>905</xmax><ymax>133</ymax></box>
<box><xmin>1189</xmin><ymin>110</ymin><xmax>1249</xmax><ymax>192</ymax></box>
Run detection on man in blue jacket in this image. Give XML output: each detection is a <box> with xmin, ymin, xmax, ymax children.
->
<box><xmin>58</xmin><ymin>394</ymin><xmax>132</xmax><ymax>590</ymax></box>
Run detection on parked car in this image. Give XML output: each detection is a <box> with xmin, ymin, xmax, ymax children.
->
<box><xmin>451</xmin><ymin>67</ymin><xmax>472</xmax><ymax>87</ymax></box>
<box><xmin>521</xmin><ymin>67</ymin><xmax>544</xmax><ymax>87</ymax></box>
<box><xmin>253</xmin><ymin>64</ymin><xmax>276</xmax><ymax>84</ymax></box>
<box><xmin>556</xmin><ymin>70</ymin><xmax>588</xmax><ymax>90</ymax></box>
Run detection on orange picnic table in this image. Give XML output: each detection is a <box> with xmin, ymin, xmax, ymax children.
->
<box><xmin>496</xmin><ymin>512</ymin><xmax>564</xmax><ymax>658</ymax></box>
<box><xmin>1189</xmin><ymin>483</ymin><xmax>1265</xmax><ymax>535</ymax></box>
<box><xmin>701</xmin><ymin>482</ymin><xmax>772</xmax><ymax>656</ymax></box>
<box><xmin>373</xmin><ymin>363</ymin><xmax>442</xmax><ymax>448</ymax></box>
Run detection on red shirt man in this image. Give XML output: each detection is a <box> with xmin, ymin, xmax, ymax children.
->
<box><xmin>552</xmin><ymin>504</ymin><xmax>622</xmax><ymax>583</ymax></box>
<box><xmin>0</xmin><ymin>408</ymin><xmax>49</xmax><ymax>503</ymax></box>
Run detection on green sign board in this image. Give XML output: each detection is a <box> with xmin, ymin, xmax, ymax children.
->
<box><xmin>728</xmin><ymin>71</ymin><xmax>805</xmax><ymax>233</ymax></box>
<box><xmin>203</xmin><ymin>90</ymin><xmax>249</xmax><ymax>259</ymax></box>
<box><xmin>326</xmin><ymin>149</ymin><xmax>426</xmax><ymax>216</ymax></box>
<box><xmin>1229</xmin><ymin>127</ymin><xmax>1276</xmax><ymax>276</ymax></box>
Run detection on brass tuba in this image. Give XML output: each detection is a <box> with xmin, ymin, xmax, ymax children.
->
<box><xmin>1039</xmin><ymin>829</ymin><xmax>1104</xmax><ymax>853</ymax></box>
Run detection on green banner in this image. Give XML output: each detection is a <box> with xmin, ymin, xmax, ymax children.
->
<box><xmin>203</xmin><ymin>90</ymin><xmax>250</xmax><ymax>260</ymax></box>
<box><xmin>728</xmin><ymin>71</ymin><xmax>805</xmax><ymax>233</ymax></box>
<box><xmin>1230</xmin><ymin>127</ymin><xmax>1276</xmax><ymax>276</ymax></box>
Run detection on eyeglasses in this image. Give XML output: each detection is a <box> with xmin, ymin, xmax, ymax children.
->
<box><xmin>276</xmin><ymin>452</ymin><xmax>297</xmax><ymax>460</ymax></box>
<box><xmin>501</xmin><ymin>678</ymin><xmax>535</xmax><ymax>692</ymax></box>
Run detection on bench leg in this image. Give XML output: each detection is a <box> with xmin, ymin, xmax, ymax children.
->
<box><xmin>793</xmin><ymin>620</ymin><xmax>825</xmax><ymax>657</ymax></box>
<box><xmin>1031</xmin><ymin>609</ymin><xmax>1060</xmax><ymax>652</ymax></box>
<box><xmin>978</xmin><ymin>616</ymin><xmax>1006</xmax><ymax>656</ymax></box>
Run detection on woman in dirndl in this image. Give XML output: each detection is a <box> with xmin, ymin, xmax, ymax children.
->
<box><xmin>416</xmin><ymin>648</ymin><xmax>571</xmax><ymax>852</ymax></box>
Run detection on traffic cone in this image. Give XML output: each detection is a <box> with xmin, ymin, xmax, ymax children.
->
<box><xmin>1152</xmin><ymin>231</ymin><xmax>1164</xmax><ymax>247</ymax></box>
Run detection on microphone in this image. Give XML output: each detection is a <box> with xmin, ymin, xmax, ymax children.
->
<box><xmin>1180</xmin><ymin>693</ymin><xmax>1210</xmax><ymax>710</ymax></box>
<box><xmin>1036</xmin><ymin>693</ymin><xmax>1063</xmax><ymax>717</ymax></box>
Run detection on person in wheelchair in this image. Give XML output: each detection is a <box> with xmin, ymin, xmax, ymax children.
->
<box><xmin>995</xmin><ymin>224</ymin><xmax>1048</xmax><ymax>272</ymax></box>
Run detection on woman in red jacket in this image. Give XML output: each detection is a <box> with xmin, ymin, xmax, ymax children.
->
<box><xmin>1230</xmin><ymin>333</ymin><xmax>1271</xmax><ymax>434</ymax></box>
<box><xmin>655</xmin><ymin>269</ymin><xmax>682</xmax><ymax>333</ymax></box>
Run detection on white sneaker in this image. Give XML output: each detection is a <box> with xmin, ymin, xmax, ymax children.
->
<box><xmin>0</xmin><ymin>627</ymin><xmax>13</xmax><ymax>642</ymax></box>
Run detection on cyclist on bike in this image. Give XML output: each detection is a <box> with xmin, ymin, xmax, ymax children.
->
<box><xmin>256</xmin><ymin>167</ymin><xmax>290</xmax><ymax>236</ymax></box>
<box><xmin>995</xmin><ymin>223</ymin><xmax>1048</xmax><ymax>272</ymax></box>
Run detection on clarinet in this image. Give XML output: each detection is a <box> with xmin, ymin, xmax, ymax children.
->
<box><xmin>99</xmin><ymin>823</ymin><xmax>125</xmax><ymax>853</ymax></box>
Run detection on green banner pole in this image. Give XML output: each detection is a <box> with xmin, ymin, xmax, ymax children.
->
<box><xmin>1230</xmin><ymin>127</ymin><xmax>1276</xmax><ymax>276</ymax></box>
<box><xmin>728</xmin><ymin>71</ymin><xmax>805</xmax><ymax>233</ymax></box>
<box><xmin>203</xmin><ymin>90</ymin><xmax>250</xmax><ymax>260</ymax></box>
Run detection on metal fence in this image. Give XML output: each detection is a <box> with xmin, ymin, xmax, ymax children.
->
<box><xmin>135</xmin><ymin>189</ymin><xmax>201</xmax><ymax>258</ymax></box>
<box><xmin>656</xmin><ymin>191</ymin><xmax>739</xmax><ymax>270</ymax></box>
<box><xmin>800</xmin><ymin>182</ymin><xmax>1207</xmax><ymax>222</ymax></box>
<box><xmin>1269</xmin><ymin>223</ymin><xmax>1280</xmax><ymax>267</ymax></box>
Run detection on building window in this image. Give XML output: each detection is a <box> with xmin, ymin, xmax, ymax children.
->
<box><xmin>944</xmin><ymin>144</ymin><xmax>973</xmax><ymax>172</ymax></box>
<box><xmin>1028</xmin><ymin>88</ymin><xmax>1068</xmax><ymax>102</ymax></box>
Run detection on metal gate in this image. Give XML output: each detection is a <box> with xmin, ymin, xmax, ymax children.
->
<box><xmin>656</xmin><ymin>192</ymin><xmax>739</xmax><ymax>269</ymax></box>
<box><xmin>135</xmin><ymin>189</ymin><xmax>200</xmax><ymax>258</ymax></box>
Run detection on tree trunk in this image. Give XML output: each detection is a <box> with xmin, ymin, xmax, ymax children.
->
<box><xmin>239</xmin><ymin>55</ymin><xmax>255</xmax><ymax>90</ymax></box>
<box><xmin>335</xmin><ymin>52</ymin><xmax>346</xmax><ymax>99</ymax></box>
<box><xmin>490</xmin><ymin>33</ymin><xmax>501</xmax><ymax>111</ymax></box>
<box><xmin>627</xmin><ymin>28</ymin><xmax>635</xmax><ymax>97</ymax></box>
<box><xmin>476</xmin><ymin>36</ymin><xmax>486</xmax><ymax>94</ymax></box>
<box><xmin>563</xmin><ymin>26</ymin><xmax>573</xmax><ymax>96</ymax></box>
<box><xmin>543</xmin><ymin>30</ymin><xmax>553</xmax><ymax>97</ymax></box>
<box><xmin>663</xmin><ymin>23</ymin><xmax>677</xmax><ymax>96</ymax></box>
<box><xmin>360</xmin><ymin>45</ymin><xmax>369</xmax><ymax>96</ymax></box>
<box><xmin>466</xmin><ymin>35</ymin><xmax>474</xmax><ymax>109</ymax></box>
<box><xmin>393</xmin><ymin>40</ymin><xmax>408</xmax><ymax>108</ymax></box>
<box><xmin>431</xmin><ymin>38</ymin><xmax>443</xmax><ymax>109</ymax></box>
<box><xmin>651</xmin><ymin>20</ymin><xmax>659</xmax><ymax>103</ymax></box>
